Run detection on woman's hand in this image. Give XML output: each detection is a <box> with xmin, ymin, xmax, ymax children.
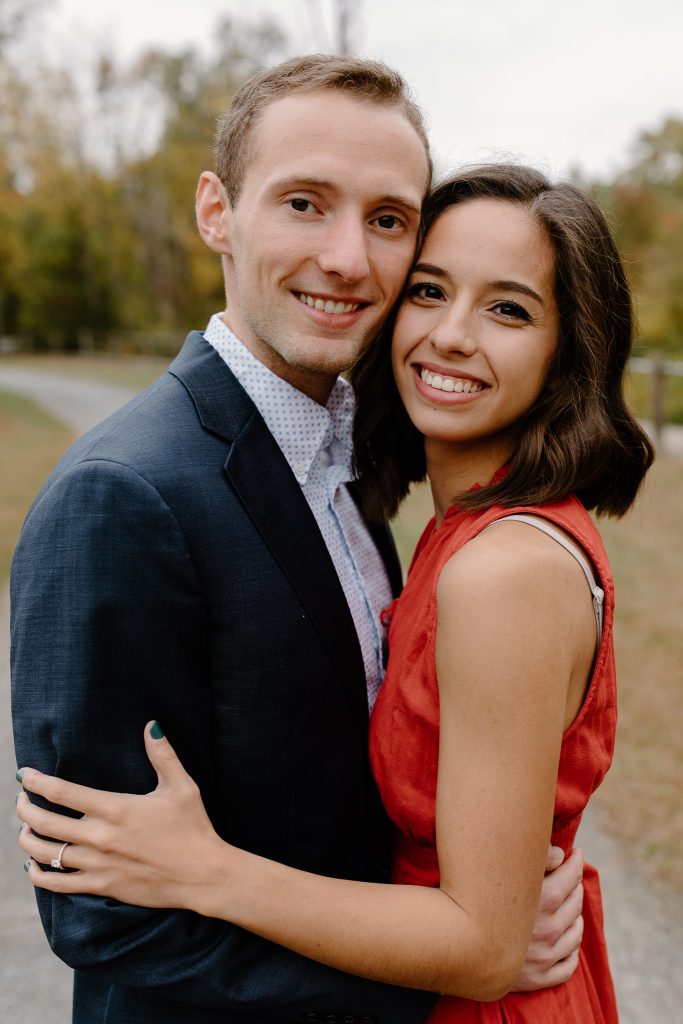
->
<box><xmin>16</xmin><ymin>722</ymin><xmax>227</xmax><ymax>911</ymax></box>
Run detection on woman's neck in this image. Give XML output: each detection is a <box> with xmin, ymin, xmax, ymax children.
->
<box><xmin>425</xmin><ymin>437</ymin><xmax>513</xmax><ymax>526</ymax></box>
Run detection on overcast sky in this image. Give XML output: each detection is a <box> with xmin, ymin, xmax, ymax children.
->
<box><xmin>39</xmin><ymin>0</ymin><xmax>683</xmax><ymax>180</ymax></box>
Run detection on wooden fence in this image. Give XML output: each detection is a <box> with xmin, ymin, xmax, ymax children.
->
<box><xmin>629</xmin><ymin>356</ymin><xmax>683</xmax><ymax>445</ymax></box>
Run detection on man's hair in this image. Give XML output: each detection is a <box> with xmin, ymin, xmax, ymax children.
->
<box><xmin>351</xmin><ymin>163</ymin><xmax>654</xmax><ymax>521</ymax></box>
<box><xmin>214</xmin><ymin>53</ymin><xmax>432</xmax><ymax>204</ymax></box>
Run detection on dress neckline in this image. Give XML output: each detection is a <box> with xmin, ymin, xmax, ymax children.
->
<box><xmin>442</xmin><ymin>464</ymin><xmax>510</xmax><ymax>521</ymax></box>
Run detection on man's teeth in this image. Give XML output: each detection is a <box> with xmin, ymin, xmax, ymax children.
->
<box><xmin>420</xmin><ymin>368</ymin><xmax>483</xmax><ymax>393</ymax></box>
<box><xmin>297</xmin><ymin>293</ymin><xmax>359</xmax><ymax>314</ymax></box>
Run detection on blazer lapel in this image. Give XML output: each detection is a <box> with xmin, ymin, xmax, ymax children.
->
<box><xmin>169</xmin><ymin>333</ymin><xmax>370</xmax><ymax>736</ymax></box>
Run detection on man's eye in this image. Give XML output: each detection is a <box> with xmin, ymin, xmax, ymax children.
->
<box><xmin>375</xmin><ymin>214</ymin><xmax>402</xmax><ymax>230</ymax></box>
<box><xmin>289</xmin><ymin>198</ymin><xmax>313</xmax><ymax>213</ymax></box>
<box><xmin>492</xmin><ymin>301</ymin><xmax>531</xmax><ymax>322</ymax></box>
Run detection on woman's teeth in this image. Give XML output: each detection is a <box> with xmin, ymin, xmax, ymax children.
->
<box><xmin>297</xmin><ymin>292</ymin><xmax>359</xmax><ymax>314</ymax></box>
<box><xmin>421</xmin><ymin>368</ymin><xmax>483</xmax><ymax>393</ymax></box>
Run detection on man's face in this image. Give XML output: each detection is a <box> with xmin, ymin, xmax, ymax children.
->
<box><xmin>205</xmin><ymin>90</ymin><xmax>429</xmax><ymax>403</ymax></box>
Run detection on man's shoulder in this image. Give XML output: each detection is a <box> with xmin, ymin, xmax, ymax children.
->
<box><xmin>58</xmin><ymin>329</ymin><xmax>242</xmax><ymax>472</ymax></box>
<box><xmin>54</xmin><ymin>371</ymin><xmax>193</xmax><ymax>473</ymax></box>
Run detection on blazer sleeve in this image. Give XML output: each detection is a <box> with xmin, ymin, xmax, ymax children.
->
<box><xmin>11</xmin><ymin>457</ymin><xmax>434</xmax><ymax>1022</ymax></box>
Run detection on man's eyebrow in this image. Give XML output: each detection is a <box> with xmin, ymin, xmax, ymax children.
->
<box><xmin>381</xmin><ymin>194</ymin><xmax>422</xmax><ymax>215</ymax></box>
<box><xmin>274</xmin><ymin>177</ymin><xmax>421</xmax><ymax>214</ymax></box>
<box><xmin>274</xmin><ymin>176</ymin><xmax>335</xmax><ymax>193</ymax></box>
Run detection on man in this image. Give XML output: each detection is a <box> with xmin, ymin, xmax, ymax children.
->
<box><xmin>12</xmin><ymin>55</ymin><xmax>582</xmax><ymax>1024</ymax></box>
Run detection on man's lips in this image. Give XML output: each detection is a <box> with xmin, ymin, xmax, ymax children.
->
<box><xmin>293</xmin><ymin>290</ymin><xmax>368</xmax><ymax>316</ymax></box>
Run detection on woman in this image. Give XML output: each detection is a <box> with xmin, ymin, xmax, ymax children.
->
<box><xmin>17</xmin><ymin>165</ymin><xmax>653</xmax><ymax>1021</ymax></box>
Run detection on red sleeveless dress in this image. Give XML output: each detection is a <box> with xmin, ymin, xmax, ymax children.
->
<box><xmin>370</xmin><ymin>493</ymin><xmax>619</xmax><ymax>1023</ymax></box>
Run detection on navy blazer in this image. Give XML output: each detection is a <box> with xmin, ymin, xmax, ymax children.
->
<box><xmin>11</xmin><ymin>333</ymin><xmax>437</xmax><ymax>1024</ymax></box>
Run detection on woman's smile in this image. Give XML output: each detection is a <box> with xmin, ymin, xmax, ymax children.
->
<box><xmin>417</xmin><ymin>364</ymin><xmax>487</xmax><ymax>397</ymax></box>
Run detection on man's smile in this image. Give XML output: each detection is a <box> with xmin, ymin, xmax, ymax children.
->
<box><xmin>294</xmin><ymin>291</ymin><xmax>363</xmax><ymax>315</ymax></box>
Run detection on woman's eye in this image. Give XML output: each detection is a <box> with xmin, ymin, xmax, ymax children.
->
<box><xmin>492</xmin><ymin>300</ymin><xmax>531</xmax><ymax>322</ymax></box>
<box><xmin>406</xmin><ymin>281</ymin><xmax>444</xmax><ymax>302</ymax></box>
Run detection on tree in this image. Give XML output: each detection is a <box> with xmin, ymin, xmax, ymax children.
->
<box><xmin>0</xmin><ymin>0</ymin><xmax>44</xmax><ymax>53</ymax></box>
<box><xmin>304</xmin><ymin>0</ymin><xmax>364</xmax><ymax>54</ymax></box>
<box><xmin>602</xmin><ymin>118</ymin><xmax>683</xmax><ymax>352</ymax></box>
<box><xmin>0</xmin><ymin>9</ymin><xmax>287</xmax><ymax>350</ymax></box>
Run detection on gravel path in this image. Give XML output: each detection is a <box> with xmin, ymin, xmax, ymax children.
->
<box><xmin>1</xmin><ymin>368</ymin><xmax>682</xmax><ymax>1023</ymax></box>
<box><xmin>0</xmin><ymin>366</ymin><xmax>136</xmax><ymax>435</ymax></box>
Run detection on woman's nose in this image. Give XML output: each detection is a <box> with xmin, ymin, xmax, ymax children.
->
<box><xmin>427</xmin><ymin>306</ymin><xmax>478</xmax><ymax>356</ymax></box>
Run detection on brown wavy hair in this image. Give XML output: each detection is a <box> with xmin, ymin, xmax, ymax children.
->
<box><xmin>351</xmin><ymin>164</ymin><xmax>654</xmax><ymax>521</ymax></box>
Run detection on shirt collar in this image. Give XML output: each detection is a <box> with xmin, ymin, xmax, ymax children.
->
<box><xmin>204</xmin><ymin>313</ymin><xmax>355</xmax><ymax>484</ymax></box>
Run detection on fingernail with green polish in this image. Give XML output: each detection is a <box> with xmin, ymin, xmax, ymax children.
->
<box><xmin>15</xmin><ymin>769</ymin><xmax>24</xmax><ymax>784</ymax></box>
<box><xmin>23</xmin><ymin>859</ymin><xmax>31</xmax><ymax>872</ymax></box>
<box><xmin>150</xmin><ymin>721</ymin><xmax>164</xmax><ymax>740</ymax></box>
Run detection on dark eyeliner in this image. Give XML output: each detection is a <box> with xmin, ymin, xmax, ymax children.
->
<box><xmin>405</xmin><ymin>280</ymin><xmax>444</xmax><ymax>301</ymax></box>
<box><xmin>493</xmin><ymin>300</ymin><xmax>532</xmax><ymax>321</ymax></box>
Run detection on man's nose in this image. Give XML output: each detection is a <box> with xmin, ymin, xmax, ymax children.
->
<box><xmin>317</xmin><ymin>214</ymin><xmax>371</xmax><ymax>283</ymax></box>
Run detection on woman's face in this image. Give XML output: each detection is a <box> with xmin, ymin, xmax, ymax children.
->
<box><xmin>391</xmin><ymin>197</ymin><xmax>559</xmax><ymax>454</ymax></box>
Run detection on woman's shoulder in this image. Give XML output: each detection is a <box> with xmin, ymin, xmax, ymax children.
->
<box><xmin>438</xmin><ymin>496</ymin><xmax>602</xmax><ymax>611</ymax></box>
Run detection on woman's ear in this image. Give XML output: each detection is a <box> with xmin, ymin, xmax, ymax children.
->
<box><xmin>196</xmin><ymin>171</ymin><xmax>232</xmax><ymax>255</ymax></box>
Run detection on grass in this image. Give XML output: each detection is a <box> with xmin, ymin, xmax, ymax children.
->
<box><xmin>0</xmin><ymin>390</ymin><xmax>74</xmax><ymax>580</ymax></box>
<box><xmin>394</xmin><ymin>458</ymin><xmax>683</xmax><ymax>892</ymax></box>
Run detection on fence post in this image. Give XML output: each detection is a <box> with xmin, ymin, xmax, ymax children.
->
<box><xmin>651</xmin><ymin>352</ymin><xmax>665</xmax><ymax>446</ymax></box>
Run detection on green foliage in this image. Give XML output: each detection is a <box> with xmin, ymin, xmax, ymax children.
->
<box><xmin>0</xmin><ymin>10</ymin><xmax>286</xmax><ymax>351</ymax></box>
<box><xmin>593</xmin><ymin>117</ymin><xmax>683</xmax><ymax>355</ymax></box>
<box><xmin>1</xmin><ymin>7</ymin><xmax>682</xmax><ymax>366</ymax></box>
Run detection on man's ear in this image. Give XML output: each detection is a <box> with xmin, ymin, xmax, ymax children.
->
<box><xmin>196</xmin><ymin>171</ymin><xmax>232</xmax><ymax>255</ymax></box>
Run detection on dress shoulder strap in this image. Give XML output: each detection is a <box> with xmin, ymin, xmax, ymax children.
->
<box><xmin>491</xmin><ymin>514</ymin><xmax>604</xmax><ymax>646</ymax></box>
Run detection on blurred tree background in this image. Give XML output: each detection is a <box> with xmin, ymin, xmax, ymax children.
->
<box><xmin>1</xmin><ymin>0</ymin><xmax>682</xmax><ymax>360</ymax></box>
<box><xmin>0</xmin><ymin>0</ymin><xmax>286</xmax><ymax>352</ymax></box>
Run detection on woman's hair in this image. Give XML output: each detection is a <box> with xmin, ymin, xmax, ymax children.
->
<box><xmin>351</xmin><ymin>163</ymin><xmax>654</xmax><ymax>521</ymax></box>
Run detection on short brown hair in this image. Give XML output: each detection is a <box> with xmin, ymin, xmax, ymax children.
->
<box><xmin>351</xmin><ymin>164</ymin><xmax>654</xmax><ymax>521</ymax></box>
<box><xmin>214</xmin><ymin>53</ymin><xmax>432</xmax><ymax>204</ymax></box>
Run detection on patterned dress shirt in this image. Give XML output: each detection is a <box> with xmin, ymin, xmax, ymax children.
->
<box><xmin>204</xmin><ymin>313</ymin><xmax>392</xmax><ymax>710</ymax></box>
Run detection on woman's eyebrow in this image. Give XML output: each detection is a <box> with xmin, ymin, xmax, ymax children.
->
<box><xmin>411</xmin><ymin>262</ymin><xmax>448</xmax><ymax>278</ymax></box>
<box><xmin>490</xmin><ymin>279</ymin><xmax>544</xmax><ymax>305</ymax></box>
<box><xmin>410</xmin><ymin>267</ymin><xmax>546</xmax><ymax>306</ymax></box>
